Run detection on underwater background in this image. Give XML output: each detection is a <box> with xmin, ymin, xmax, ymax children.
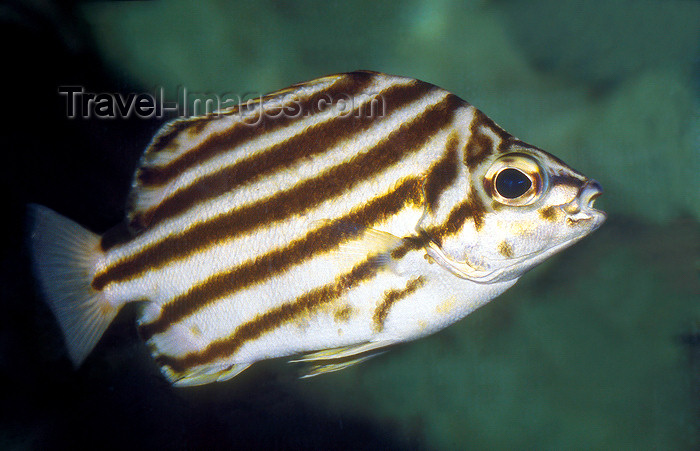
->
<box><xmin>2</xmin><ymin>0</ymin><xmax>698</xmax><ymax>449</ymax></box>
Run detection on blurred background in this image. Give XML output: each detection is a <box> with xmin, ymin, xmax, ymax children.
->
<box><xmin>2</xmin><ymin>0</ymin><xmax>698</xmax><ymax>449</ymax></box>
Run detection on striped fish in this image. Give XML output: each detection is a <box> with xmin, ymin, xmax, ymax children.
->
<box><xmin>29</xmin><ymin>71</ymin><xmax>605</xmax><ymax>386</ymax></box>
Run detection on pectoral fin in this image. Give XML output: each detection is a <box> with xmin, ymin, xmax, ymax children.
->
<box><xmin>299</xmin><ymin>353</ymin><xmax>385</xmax><ymax>378</ymax></box>
<box><xmin>291</xmin><ymin>340</ymin><xmax>397</xmax><ymax>362</ymax></box>
<box><xmin>170</xmin><ymin>363</ymin><xmax>252</xmax><ymax>387</ymax></box>
<box><xmin>290</xmin><ymin>340</ymin><xmax>397</xmax><ymax>378</ymax></box>
<box><xmin>333</xmin><ymin>228</ymin><xmax>404</xmax><ymax>266</ymax></box>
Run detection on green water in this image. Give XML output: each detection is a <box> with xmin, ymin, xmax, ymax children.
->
<box><xmin>4</xmin><ymin>0</ymin><xmax>698</xmax><ymax>449</ymax></box>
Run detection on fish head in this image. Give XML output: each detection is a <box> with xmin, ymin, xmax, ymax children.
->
<box><xmin>421</xmin><ymin>144</ymin><xmax>606</xmax><ymax>284</ymax></box>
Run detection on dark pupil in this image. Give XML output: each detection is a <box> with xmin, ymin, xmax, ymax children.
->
<box><xmin>495</xmin><ymin>168</ymin><xmax>532</xmax><ymax>199</ymax></box>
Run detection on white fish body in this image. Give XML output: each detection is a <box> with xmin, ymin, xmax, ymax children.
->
<box><xmin>29</xmin><ymin>71</ymin><xmax>605</xmax><ymax>386</ymax></box>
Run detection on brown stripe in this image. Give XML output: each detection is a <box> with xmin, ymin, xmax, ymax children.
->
<box><xmin>373</xmin><ymin>276</ymin><xmax>426</xmax><ymax>332</ymax></box>
<box><xmin>389</xmin><ymin>231</ymin><xmax>432</xmax><ymax>260</ymax></box>
<box><xmin>549</xmin><ymin>174</ymin><xmax>585</xmax><ymax>190</ymax></box>
<box><xmin>93</xmin><ymin>93</ymin><xmax>460</xmax><ymax>291</ymax></box>
<box><xmin>464</xmin><ymin>108</ymin><xmax>509</xmax><ymax>170</ymax></box>
<box><xmin>155</xmin><ymin>253</ymin><xmax>387</xmax><ymax>375</ymax></box>
<box><xmin>137</xmin><ymin>177</ymin><xmax>425</xmax><ymax>341</ymax></box>
<box><xmin>389</xmin><ymin>129</ymin><xmax>466</xmax><ymax>260</ymax></box>
<box><xmin>388</xmin><ymin>185</ymin><xmax>488</xmax><ymax>261</ymax></box>
<box><xmin>464</xmin><ymin>131</ymin><xmax>494</xmax><ymax>170</ymax></box>
<box><xmin>422</xmin><ymin>132</ymin><xmax>459</xmax><ymax>214</ymax></box>
<box><xmin>475</xmin><ymin>108</ymin><xmax>513</xmax><ymax>150</ymax></box>
<box><xmin>132</xmin><ymin>79</ymin><xmax>439</xmax><ymax>231</ymax></box>
<box><xmin>137</xmin><ymin>72</ymin><xmax>376</xmax><ymax>188</ymax></box>
<box><xmin>147</xmin><ymin>116</ymin><xmax>213</xmax><ymax>156</ymax></box>
<box><xmin>509</xmin><ymin>139</ymin><xmax>531</xmax><ymax>149</ymax></box>
<box><xmin>428</xmin><ymin>186</ymin><xmax>487</xmax><ymax>243</ymax></box>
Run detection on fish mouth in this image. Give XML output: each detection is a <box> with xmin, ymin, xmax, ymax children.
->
<box><xmin>564</xmin><ymin>179</ymin><xmax>607</xmax><ymax>227</ymax></box>
<box><xmin>581</xmin><ymin>180</ymin><xmax>604</xmax><ymax>211</ymax></box>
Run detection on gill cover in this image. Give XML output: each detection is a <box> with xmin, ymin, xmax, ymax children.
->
<box><xmin>425</xmin><ymin>153</ymin><xmax>550</xmax><ymax>284</ymax></box>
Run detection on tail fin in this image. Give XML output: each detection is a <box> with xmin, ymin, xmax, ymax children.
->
<box><xmin>28</xmin><ymin>204</ymin><xmax>118</xmax><ymax>367</ymax></box>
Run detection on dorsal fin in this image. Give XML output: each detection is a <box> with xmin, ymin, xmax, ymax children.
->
<box><xmin>124</xmin><ymin>72</ymin><xmax>375</xmax><ymax>232</ymax></box>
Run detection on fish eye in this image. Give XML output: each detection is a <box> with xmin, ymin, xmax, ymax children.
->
<box><xmin>495</xmin><ymin>168</ymin><xmax>531</xmax><ymax>199</ymax></box>
<box><xmin>485</xmin><ymin>154</ymin><xmax>545</xmax><ymax>206</ymax></box>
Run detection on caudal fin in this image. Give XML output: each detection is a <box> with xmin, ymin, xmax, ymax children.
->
<box><xmin>28</xmin><ymin>204</ymin><xmax>118</xmax><ymax>366</ymax></box>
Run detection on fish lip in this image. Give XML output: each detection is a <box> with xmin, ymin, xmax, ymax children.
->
<box><xmin>574</xmin><ymin>179</ymin><xmax>607</xmax><ymax>225</ymax></box>
<box><xmin>579</xmin><ymin>179</ymin><xmax>605</xmax><ymax>212</ymax></box>
<box><xmin>561</xmin><ymin>179</ymin><xmax>606</xmax><ymax>227</ymax></box>
<box><xmin>581</xmin><ymin>179</ymin><xmax>604</xmax><ymax>210</ymax></box>
<box><xmin>578</xmin><ymin>180</ymin><xmax>607</xmax><ymax>222</ymax></box>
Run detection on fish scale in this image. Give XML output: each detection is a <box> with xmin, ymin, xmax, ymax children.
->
<box><xmin>29</xmin><ymin>71</ymin><xmax>606</xmax><ymax>386</ymax></box>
